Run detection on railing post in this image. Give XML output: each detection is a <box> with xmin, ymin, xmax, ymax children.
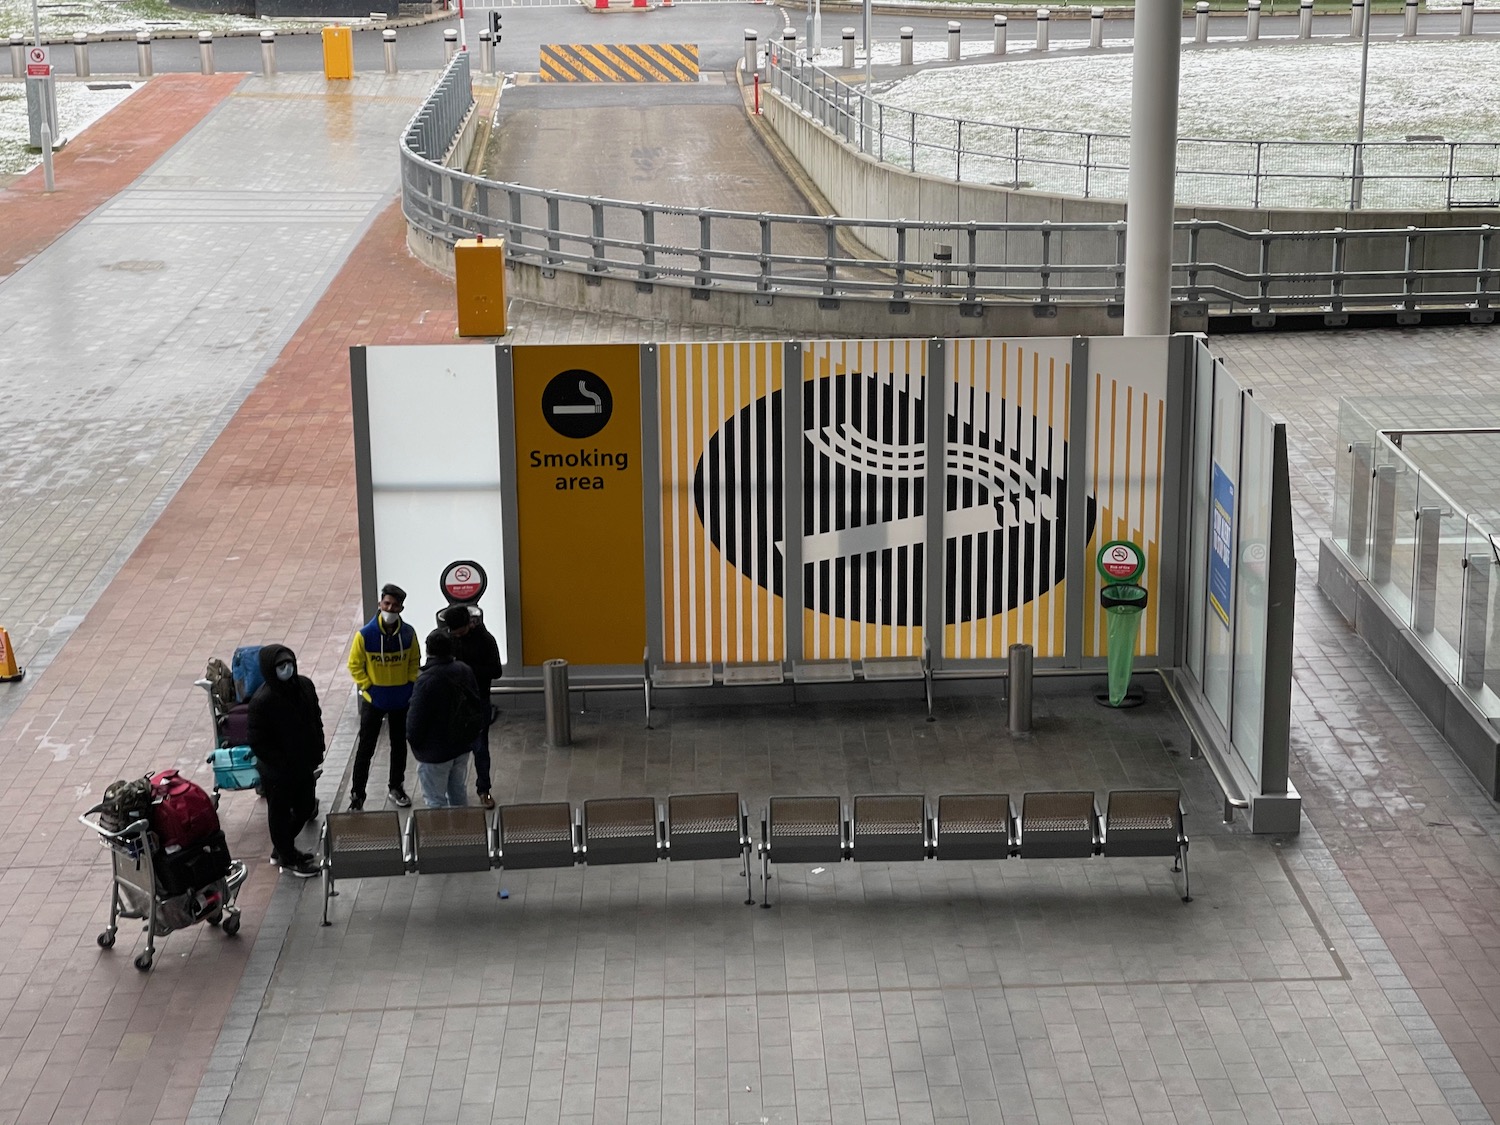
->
<box><xmin>1195</xmin><ymin>1</ymin><xmax>1209</xmax><ymax>44</ymax></box>
<box><xmin>444</xmin><ymin>28</ymin><xmax>458</xmax><ymax>60</ymax></box>
<box><xmin>545</xmin><ymin>196</ymin><xmax>562</xmax><ymax>272</ymax></box>
<box><xmin>72</xmin><ymin>32</ymin><xmax>89</xmax><ymax>78</ymax></box>
<box><xmin>384</xmin><ymin>28</ymin><xmax>397</xmax><ymax>74</ymax></box>
<box><xmin>1036</xmin><ymin>7</ymin><xmax>1050</xmax><ymax>51</ymax></box>
<box><xmin>1462</xmin><ymin>552</ymin><xmax>1491</xmax><ymax>691</ymax></box>
<box><xmin>590</xmin><ymin>198</ymin><xmax>606</xmax><ymax>273</ymax></box>
<box><xmin>640</xmin><ymin>207</ymin><xmax>657</xmax><ymax>283</ymax></box>
<box><xmin>198</xmin><ymin>31</ymin><xmax>214</xmax><ymax>75</ymax></box>
<box><xmin>758</xmin><ymin>214</ymin><xmax>773</xmax><ymax>291</ymax></box>
<box><xmin>1351</xmin><ymin>0</ymin><xmax>1365</xmax><ymax>38</ymax></box>
<box><xmin>1298</xmin><ymin>0</ymin><xmax>1313</xmax><ymax>39</ymax></box>
<box><xmin>697</xmin><ymin>213</ymin><xmax>713</xmax><ymax>287</ymax></box>
<box><xmin>744</xmin><ymin>29</ymin><xmax>758</xmax><ymax>75</ymax></box>
<box><xmin>261</xmin><ymin>30</ymin><xmax>276</xmax><ymax>77</ymax></box>
<box><xmin>480</xmin><ymin>29</ymin><xmax>493</xmax><ymax>74</ymax></box>
<box><xmin>824</xmin><ymin>217</ymin><xmax>838</xmax><ymax>295</ymax></box>
<box><xmin>993</xmin><ymin>14</ymin><xmax>1007</xmax><ymax>55</ymax></box>
<box><xmin>1247</xmin><ymin>0</ymin><xmax>1261</xmax><ymax>42</ymax></box>
<box><xmin>1369</xmin><ymin>464</ymin><xmax>1398</xmax><ymax>588</ymax></box>
<box><xmin>842</xmin><ymin>27</ymin><xmax>855</xmax><ymax>68</ymax></box>
<box><xmin>1347</xmin><ymin>442</ymin><xmax>1372</xmax><ymax>561</ymax></box>
<box><xmin>1091</xmin><ymin>6</ymin><xmax>1105</xmax><ymax>48</ymax></box>
<box><xmin>900</xmin><ymin>26</ymin><xmax>913</xmax><ymax>66</ymax></box>
<box><xmin>136</xmin><ymin>31</ymin><xmax>153</xmax><ymax>78</ymax></box>
<box><xmin>1412</xmin><ymin>505</ymin><xmax>1442</xmax><ymax>634</ymax></box>
<box><xmin>947</xmin><ymin>21</ymin><xmax>961</xmax><ymax>62</ymax></box>
<box><xmin>1461</xmin><ymin>0</ymin><xmax>1475</xmax><ymax>36</ymax></box>
<box><xmin>1405</xmin><ymin>0</ymin><xmax>1418</xmax><ymax>36</ymax></box>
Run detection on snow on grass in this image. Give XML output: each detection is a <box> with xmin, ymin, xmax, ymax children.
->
<box><xmin>2</xmin><ymin>0</ymin><xmax>391</xmax><ymax>38</ymax></box>
<box><xmin>0</xmin><ymin>79</ymin><xmax>138</xmax><ymax>178</ymax></box>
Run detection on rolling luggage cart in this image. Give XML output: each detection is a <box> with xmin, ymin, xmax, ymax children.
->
<box><xmin>80</xmin><ymin>805</ymin><xmax>248</xmax><ymax>972</ymax></box>
<box><xmin>194</xmin><ymin>673</ymin><xmax>262</xmax><ymax>804</ymax></box>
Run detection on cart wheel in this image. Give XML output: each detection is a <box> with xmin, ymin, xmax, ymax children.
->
<box><xmin>96</xmin><ymin>931</ymin><xmax>115</xmax><ymax>949</ymax></box>
<box><xmin>133</xmin><ymin>952</ymin><xmax>153</xmax><ymax>972</ymax></box>
<box><xmin>222</xmin><ymin>913</ymin><xmax>241</xmax><ymax>936</ymax></box>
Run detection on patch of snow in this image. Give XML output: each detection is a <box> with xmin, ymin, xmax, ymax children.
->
<box><xmin>0</xmin><ymin>79</ymin><xmax>140</xmax><ymax>179</ymax></box>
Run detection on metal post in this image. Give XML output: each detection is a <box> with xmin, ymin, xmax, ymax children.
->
<box><xmin>1412</xmin><ymin>506</ymin><xmax>1442</xmax><ymax>633</ymax></box>
<box><xmin>383</xmin><ymin>28</ymin><xmax>397</xmax><ymax>73</ymax></box>
<box><xmin>744</xmin><ymin>29</ymin><xmax>757</xmax><ymax>74</ymax></box>
<box><xmin>1298</xmin><ymin>0</ymin><xmax>1313</xmax><ymax>39</ymax></box>
<box><xmin>1405</xmin><ymin>0</ymin><xmax>1418</xmax><ymax>36</ymax></box>
<box><xmin>782</xmin><ymin>26</ymin><xmax>797</xmax><ymax>60</ymax></box>
<box><xmin>198</xmin><ymin>31</ymin><xmax>214</xmax><ymax>75</ymax></box>
<box><xmin>1369</xmin><ymin>464</ymin><xmax>1398</xmax><ymax>587</ymax></box>
<box><xmin>1035</xmin><ymin>7</ymin><xmax>1050</xmax><ymax>51</ymax></box>
<box><xmin>444</xmin><ymin>28</ymin><xmax>458</xmax><ymax>60</ymax></box>
<box><xmin>842</xmin><ymin>26</ymin><xmax>855</xmax><ymax>69</ymax></box>
<box><xmin>947</xmin><ymin>20</ymin><xmax>960</xmax><ymax>62</ymax></box>
<box><xmin>136</xmin><ymin>30</ymin><xmax>152</xmax><ymax>78</ymax></box>
<box><xmin>900</xmin><ymin>26</ymin><xmax>913</xmax><ymax>66</ymax></box>
<box><xmin>1462</xmin><ymin>552</ymin><xmax>1490</xmax><ymax>691</ymax></box>
<box><xmin>1347</xmin><ymin>441</ymin><xmax>1372</xmax><ymax>561</ymax></box>
<box><xmin>1008</xmin><ymin>644</ymin><xmax>1033</xmax><ymax>735</ymax></box>
<box><xmin>1461</xmin><ymin>0</ymin><xmax>1475</xmax><ymax>36</ymax></box>
<box><xmin>1247</xmin><ymin>0</ymin><xmax>1261</xmax><ymax>41</ymax></box>
<box><xmin>933</xmin><ymin>243</ymin><xmax>953</xmax><ymax>292</ymax></box>
<box><xmin>479</xmin><ymin>29</ymin><xmax>492</xmax><ymax>74</ymax></box>
<box><xmin>543</xmin><ymin>659</ymin><xmax>571</xmax><ymax>747</ymax></box>
<box><xmin>1195</xmin><ymin>1</ymin><xmax>1209</xmax><ymax>44</ymax></box>
<box><xmin>1351</xmin><ymin>0</ymin><xmax>1365</xmax><ymax>38</ymax></box>
<box><xmin>1353</xmin><ymin>0</ymin><xmax>1372</xmax><ymax>208</ymax></box>
<box><xmin>1122</xmin><ymin>0</ymin><xmax>1180</xmax><ymax>335</ymax></box>
<box><xmin>993</xmin><ymin>14</ymin><xmax>1007</xmax><ymax>55</ymax></box>
<box><xmin>9</xmin><ymin>33</ymin><xmax>23</xmax><ymax>79</ymax></box>
<box><xmin>260</xmin><ymin>30</ymin><xmax>276</xmax><ymax>77</ymax></box>
<box><xmin>1091</xmin><ymin>6</ymin><xmax>1105</xmax><ymax>48</ymax></box>
<box><xmin>73</xmin><ymin>32</ymin><xmax>89</xmax><ymax>78</ymax></box>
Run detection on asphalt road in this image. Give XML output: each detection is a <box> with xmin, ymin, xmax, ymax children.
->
<box><xmin>24</xmin><ymin>9</ymin><xmax>1492</xmax><ymax>78</ymax></box>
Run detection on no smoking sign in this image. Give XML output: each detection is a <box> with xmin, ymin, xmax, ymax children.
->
<box><xmin>26</xmin><ymin>46</ymin><xmax>51</xmax><ymax>77</ymax></box>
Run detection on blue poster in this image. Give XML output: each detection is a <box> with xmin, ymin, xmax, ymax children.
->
<box><xmin>1209</xmin><ymin>464</ymin><xmax>1234</xmax><ymax>627</ymax></box>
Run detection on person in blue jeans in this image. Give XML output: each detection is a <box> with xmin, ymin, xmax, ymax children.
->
<box><xmin>406</xmin><ymin>630</ymin><xmax>487</xmax><ymax>808</ymax></box>
<box><xmin>440</xmin><ymin>604</ymin><xmax>502</xmax><ymax>808</ymax></box>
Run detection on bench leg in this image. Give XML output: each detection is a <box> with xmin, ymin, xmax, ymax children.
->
<box><xmin>1178</xmin><ymin>846</ymin><xmax>1192</xmax><ymax>903</ymax></box>
<box><xmin>742</xmin><ymin>845</ymin><xmax>755</xmax><ymax>906</ymax></box>
<box><xmin>760</xmin><ymin>850</ymin><xmax>772</xmax><ymax>908</ymax></box>
<box><xmin>321</xmin><ymin>867</ymin><xmax>333</xmax><ymax>926</ymax></box>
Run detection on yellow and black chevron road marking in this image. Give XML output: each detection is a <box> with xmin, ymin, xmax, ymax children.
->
<box><xmin>540</xmin><ymin>43</ymin><xmax>699</xmax><ymax>82</ymax></box>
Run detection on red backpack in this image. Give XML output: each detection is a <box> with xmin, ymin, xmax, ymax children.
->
<box><xmin>149</xmin><ymin>769</ymin><xmax>220</xmax><ymax>850</ymax></box>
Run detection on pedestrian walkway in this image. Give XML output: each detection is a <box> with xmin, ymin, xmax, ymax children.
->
<box><xmin>2</xmin><ymin>58</ymin><xmax>1500</xmax><ymax>1125</ymax></box>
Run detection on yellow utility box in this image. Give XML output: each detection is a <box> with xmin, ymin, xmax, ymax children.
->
<box><xmin>455</xmin><ymin>237</ymin><xmax>509</xmax><ymax>337</ymax></box>
<box><xmin>321</xmin><ymin>26</ymin><xmax>354</xmax><ymax>80</ymax></box>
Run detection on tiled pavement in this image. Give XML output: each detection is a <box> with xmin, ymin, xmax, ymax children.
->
<box><xmin>4</xmin><ymin>65</ymin><xmax>1500</xmax><ymax>1125</ymax></box>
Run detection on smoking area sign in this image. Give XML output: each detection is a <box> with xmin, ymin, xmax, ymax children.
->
<box><xmin>26</xmin><ymin>46</ymin><xmax>50</xmax><ymax>76</ymax></box>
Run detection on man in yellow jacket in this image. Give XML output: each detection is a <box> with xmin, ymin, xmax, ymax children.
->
<box><xmin>346</xmin><ymin>583</ymin><xmax>421</xmax><ymax>809</ymax></box>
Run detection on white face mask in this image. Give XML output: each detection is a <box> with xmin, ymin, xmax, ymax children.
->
<box><xmin>379</xmin><ymin>610</ymin><xmax>399</xmax><ymax>626</ymax></box>
<box><xmin>275</xmin><ymin>662</ymin><xmax>295</xmax><ymax>682</ymax></box>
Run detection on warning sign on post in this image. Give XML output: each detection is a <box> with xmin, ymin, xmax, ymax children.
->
<box><xmin>26</xmin><ymin>46</ymin><xmax>51</xmax><ymax>77</ymax></box>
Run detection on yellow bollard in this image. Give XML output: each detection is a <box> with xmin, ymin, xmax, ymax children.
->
<box><xmin>455</xmin><ymin>236</ymin><xmax>509</xmax><ymax>337</ymax></box>
<box><xmin>0</xmin><ymin>626</ymin><xmax>24</xmax><ymax>682</ymax></box>
<box><xmin>321</xmin><ymin>26</ymin><xmax>354</xmax><ymax>79</ymax></box>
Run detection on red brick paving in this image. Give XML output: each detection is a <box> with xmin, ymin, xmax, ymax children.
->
<box><xmin>0</xmin><ymin>73</ymin><xmax>245</xmax><ymax>281</ymax></box>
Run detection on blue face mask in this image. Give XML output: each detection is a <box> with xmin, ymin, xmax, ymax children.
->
<box><xmin>275</xmin><ymin>662</ymin><xmax>295</xmax><ymax>682</ymax></box>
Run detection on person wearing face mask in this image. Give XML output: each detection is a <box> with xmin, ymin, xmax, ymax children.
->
<box><xmin>346</xmin><ymin>583</ymin><xmax>421</xmax><ymax>811</ymax></box>
<box><xmin>407</xmin><ymin>629</ymin><xmax>488</xmax><ymax>809</ymax></box>
<box><xmin>247</xmin><ymin>644</ymin><xmax>325</xmax><ymax>877</ymax></box>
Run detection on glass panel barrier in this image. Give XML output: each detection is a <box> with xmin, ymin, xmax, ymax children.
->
<box><xmin>1230</xmin><ymin>397</ymin><xmax>1273</xmax><ymax>783</ymax></box>
<box><xmin>1411</xmin><ymin>472</ymin><xmax>1465</xmax><ymax>681</ymax></box>
<box><xmin>1370</xmin><ymin>439</ymin><xmax>1418</xmax><ymax>624</ymax></box>
<box><xmin>1203</xmin><ymin>364</ymin><xmax>1242</xmax><ymax>730</ymax></box>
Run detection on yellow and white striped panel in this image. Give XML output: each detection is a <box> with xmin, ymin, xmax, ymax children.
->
<box><xmin>658</xmin><ymin>343</ymin><xmax>783</xmax><ymax>665</ymax></box>
<box><xmin>540</xmin><ymin>43</ymin><xmax>700</xmax><ymax>82</ymax></box>
<box><xmin>1081</xmin><ymin>337</ymin><xmax>1170</xmax><ymax>658</ymax></box>
<box><xmin>800</xmin><ymin>340</ymin><xmax>929</xmax><ymax>663</ymax></box>
<box><xmin>944</xmin><ymin>338</ymin><xmax>1073</xmax><ymax>660</ymax></box>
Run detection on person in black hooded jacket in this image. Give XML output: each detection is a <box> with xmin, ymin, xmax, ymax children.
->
<box><xmin>247</xmin><ymin>644</ymin><xmax>325</xmax><ymax>877</ymax></box>
<box><xmin>407</xmin><ymin>630</ymin><xmax>487</xmax><ymax>808</ymax></box>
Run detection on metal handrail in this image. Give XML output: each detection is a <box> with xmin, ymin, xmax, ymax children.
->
<box><xmin>401</xmin><ymin>54</ymin><xmax>1500</xmax><ymax>317</ymax></box>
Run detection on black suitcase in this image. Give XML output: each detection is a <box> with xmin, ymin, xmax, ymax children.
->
<box><xmin>154</xmin><ymin>829</ymin><xmax>233</xmax><ymax>897</ymax></box>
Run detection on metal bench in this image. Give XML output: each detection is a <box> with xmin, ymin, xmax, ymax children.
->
<box><xmin>496</xmin><ymin>802</ymin><xmax>577</xmax><ymax>870</ymax></box>
<box><xmin>1018</xmin><ymin>791</ymin><xmax>1101</xmax><ymax>859</ymax></box>
<box><xmin>664</xmin><ymin>792</ymin><xmax>755</xmax><ymax>904</ymax></box>
<box><xmin>410</xmin><ymin>808</ymin><xmax>492</xmax><ymax>874</ymax></box>
<box><xmin>759</xmin><ymin>796</ymin><xmax>845</xmax><ymax>907</ymax></box>
<box><xmin>850</xmin><ymin>794</ymin><xmax>928</xmax><ymax>862</ymax></box>
<box><xmin>1102</xmin><ymin>789</ymin><xmax>1191</xmax><ymax>902</ymax></box>
<box><xmin>320</xmin><ymin>811</ymin><xmax>407</xmax><ymax>926</ymax></box>
<box><xmin>581</xmin><ymin>797</ymin><xmax>660</xmax><ymax>866</ymax></box>
<box><xmin>932</xmin><ymin>793</ymin><xmax>1016</xmax><ymax>861</ymax></box>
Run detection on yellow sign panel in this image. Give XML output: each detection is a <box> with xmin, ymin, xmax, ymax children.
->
<box><xmin>513</xmin><ymin>344</ymin><xmax>646</xmax><ymax>665</ymax></box>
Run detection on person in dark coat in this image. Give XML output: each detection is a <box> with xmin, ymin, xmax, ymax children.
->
<box><xmin>440</xmin><ymin>604</ymin><xmax>502</xmax><ymax>808</ymax></box>
<box><xmin>247</xmin><ymin>644</ymin><xmax>324</xmax><ymax>877</ymax></box>
<box><xmin>407</xmin><ymin>630</ymin><xmax>487</xmax><ymax>809</ymax></box>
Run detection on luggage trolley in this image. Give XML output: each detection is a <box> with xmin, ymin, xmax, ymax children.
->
<box><xmin>79</xmin><ymin>806</ymin><xmax>248</xmax><ymax>972</ymax></box>
<box><xmin>195</xmin><ymin>667</ymin><xmax>262</xmax><ymax>804</ymax></box>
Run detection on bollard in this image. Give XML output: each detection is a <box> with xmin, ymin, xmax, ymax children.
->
<box><xmin>743</xmin><ymin>29</ymin><xmax>757</xmax><ymax>74</ymax></box>
<box><xmin>1405</xmin><ymin>0</ymin><xmax>1418</xmax><ymax>36</ymax></box>
<box><xmin>1351</xmin><ymin>0</ymin><xmax>1365</xmax><ymax>38</ymax></box>
<box><xmin>198</xmin><ymin>31</ymin><xmax>214</xmax><ymax>75</ymax></box>
<box><xmin>444</xmin><ymin>27</ymin><xmax>458</xmax><ymax>60</ymax></box>
<box><xmin>899</xmin><ymin>25</ymin><xmax>913</xmax><ymax>66</ymax></box>
<box><xmin>136</xmin><ymin>30</ymin><xmax>152</xmax><ymax>78</ymax></box>
<box><xmin>73</xmin><ymin>32</ymin><xmax>89</xmax><ymax>78</ymax></box>
<box><xmin>842</xmin><ymin>26</ymin><xmax>855</xmax><ymax>68</ymax></box>
<box><xmin>1462</xmin><ymin>0</ymin><xmax>1475</xmax><ymax>35</ymax></box>
<box><xmin>1007</xmin><ymin>644</ymin><xmax>1033</xmax><ymax>735</ymax></box>
<box><xmin>947</xmin><ymin>20</ymin><xmax>960</xmax><ymax>61</ymax></box>
<box><xmin>40</xmin><ymin>121</ymin><xmax>53</xmax><ymax>192</ymax></box>
<box><xmin>1298</xmin><ymin>0</ymin><xmax>1313</xmax><ymax>39</ymax></box>
<box><xmin>1091</xmin><ymin>6</ymin><xmax>1104</xmax><ymax>48</ymax></box>
<box><xmin>479</xmin><ymin>28</ymin><xmax>492</xmax><ymax>73</ymax></box>
<box><xmin>1247</xmin><ymin>0</ymin><xmax>1261</xmax><ymax>41</ymax></box>
<box><xmin>782</xmin><ymin>26</ymin><xmax>797</xmax><ymax>59</ymax></box>
<box><xmin>1195</xmin><ymin>1</ymin><xmax>1209</xmax><ymax>44</ymax></box>
<box><xmin>933</xmin><ymin>243</ymin><xmax>953</xmax><ymax>291</ymax></box>
<box><xmin>383</xmin><ymin>28</ymin><xmax>397</xmax><ymax>73</ymax></box>
<box><xmin>993</xmin><ymin>13</ymin><xmax>1007</xmax><ymax>55</ymax></box>
<box><xmin>543</xmin><ymin>659</ymin><xmax>571</xmax><ymax>747</ymax></box>
<box><xmin>1035</xmin><ymin>7</ymin><xmax>1050</xmax><ymax>51</ymax></box>
<box><xmin>260</xmin><ymin>30</ymin><xmax>276</xmax><ymax>76</ymax></box>
<box><xmin>9</xmin><ymin>33</ymin><xmax>23</xmax><ymax>80</ymax></box>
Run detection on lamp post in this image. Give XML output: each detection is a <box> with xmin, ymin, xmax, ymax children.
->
<box><xmin>1352</xmin><ymin>0</ymin><xmax>1373</xmax><ymax>208</ymax></box>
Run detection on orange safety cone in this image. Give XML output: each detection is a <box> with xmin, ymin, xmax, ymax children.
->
<box><xmin>0</xmin><ymin>627</ymin><xmax>24</xmax><ymax>682</ymax></box>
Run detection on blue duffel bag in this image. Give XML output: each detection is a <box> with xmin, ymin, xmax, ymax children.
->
<box><xmin>231</xmin><ymin>645</ymin><xmax>265</xmax><ymax>703</ymax></box>
<box><xmin>207</xmin><ymin>745</ymin><xmax>260</xmax><ymax>793</ymax></box>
